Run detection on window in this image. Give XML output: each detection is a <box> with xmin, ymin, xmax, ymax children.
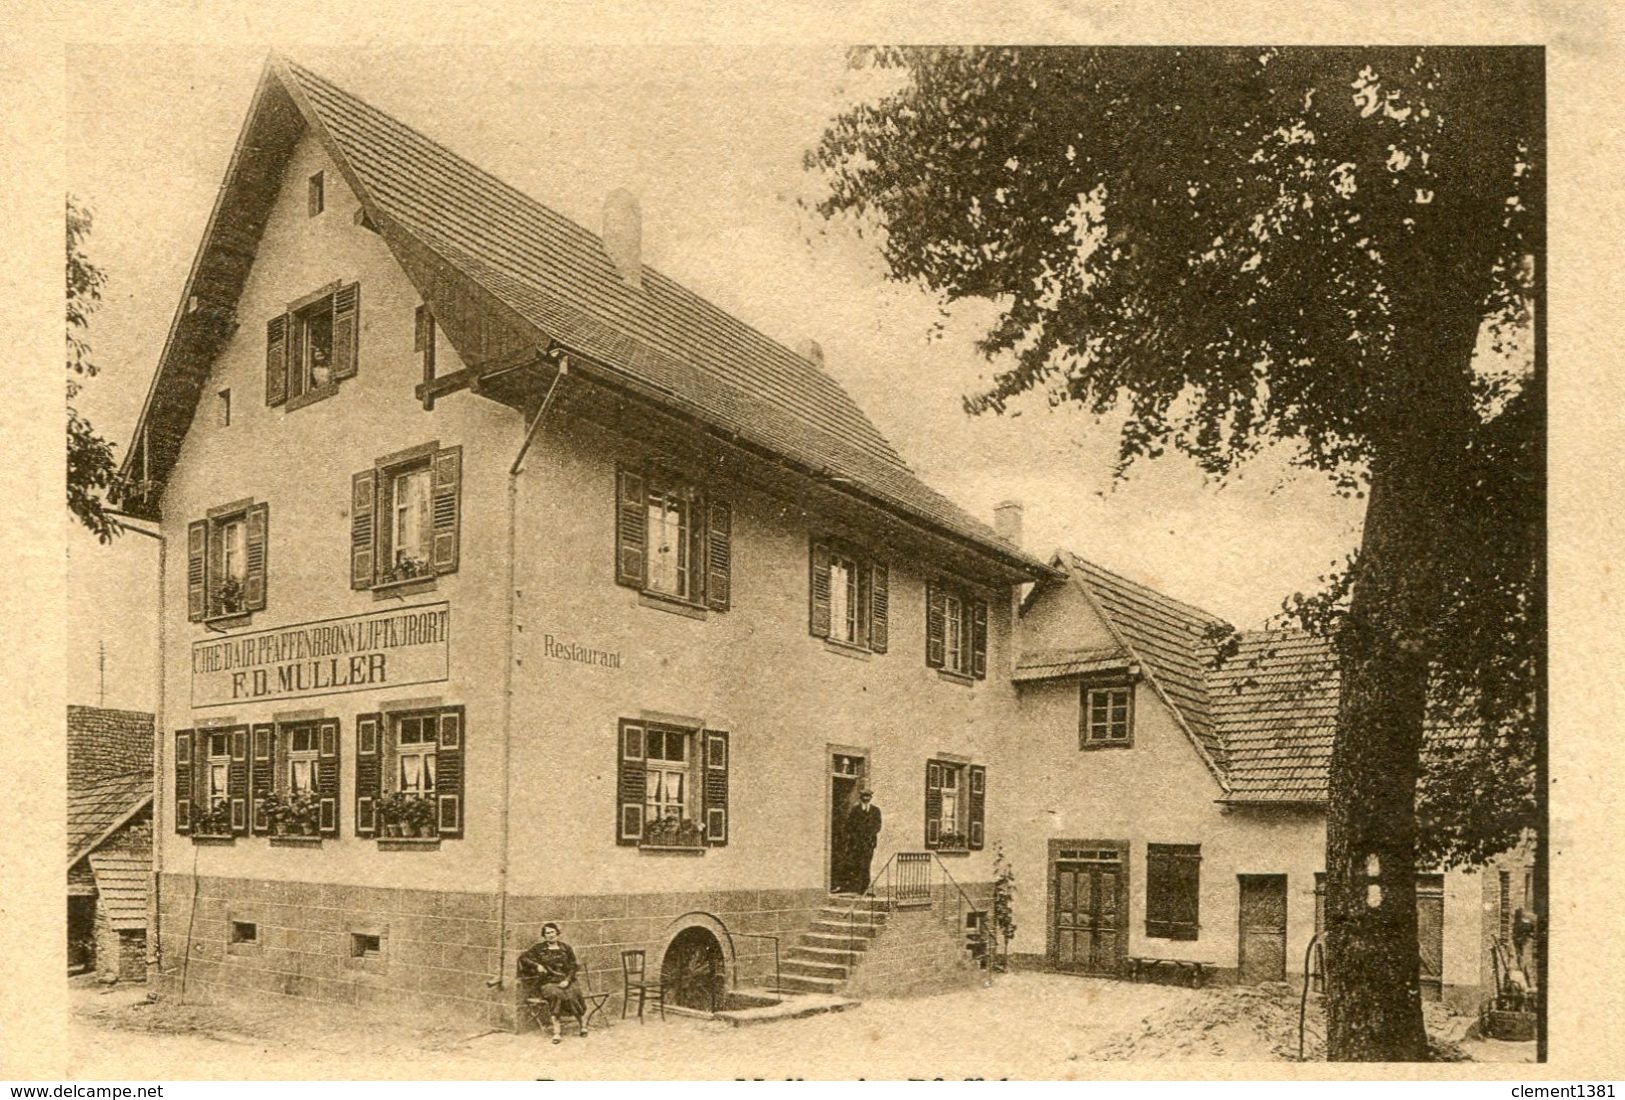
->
<box><xmin>187</xmin><ymin>501</ymin><xmax>268</xmax><ymax>622</ymax></box>
<box><xmin>1145</xmin><ymin>843</ymin><xmax>1201</xmax><ymax>940</ymax></box>
<box><xmin>308</xmin><ymin>171</ymin><xmax>325</xmax><ymax>216</ymax></box>
<box><xmin>809</xmin><ymin>540</ymin><xmax>887</xmax><ymax>651</ymax></box>
<box><xmin>926</xmin><ymin>581</ymin><xmax>986</xmax><ymax>678</ymax></box>
<box><xmin>353</xmin><ymin>707</ymin><xmax>464</xmax><ymax>839</ymax></box>
<box><xmin>616</xmin><ymin>468</ymin><xmax>732</xmax><ymax>611</ymax></box>
<box><xmin>265</xmin><ymin>282</ymin><xmax>359</xmax><ymax>409</ymax></box>
<box><xmin>174</xmin><ymin>726</ymin><xmax>249</xmax><ymax>838</ymax></box>
<box><xmin>924</xmin><ymin>759</ymin><xmax>985</xmax><ymax>851</ymax></box>
<box><xmin>217</xmin><ymin>387</ymin><xmax>231</xmax><ymax>427</ymax></box>
<box><xmin>230</xmin><ymin>921</ymin><xmax>258</xmax><ymax>945</ymax></box>
<box><xmin>1081</xmin><ymin>683</ymin><xmax>1134</xmax><ymax>747</ymax></box>
<box><xmin>248</xmin><ymin>719</ymin><xmax>340</xmax><ymax>838</ymax></box>
<box><xmin>616</xmin><ymin>720</ymin><xmax>730</xmax><ymax>849</ymax></box>
<box><xmin>351</xmin><ymin>444</ymin><xmax>462</xmax><ymax>589</ymax></box>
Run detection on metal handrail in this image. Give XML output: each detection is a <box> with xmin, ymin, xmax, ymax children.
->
<box><xmin>842</xmin><ymin>851</ymin><xmax>902</xmax><ymax>946</ymax></box>
<box><xmin>727</xmin><ymin>931</ymin><xmax>781</xmax><ymax>997</ymax></box>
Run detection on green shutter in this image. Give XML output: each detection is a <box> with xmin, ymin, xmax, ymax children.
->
<box><xmin>436</xmin><ymin>706</ymin><xmax>464</xmax><ymax>838</ymax></box>
<box><xmin>616</xmin><ymin>469</ymin><xmax>646</xmax><ymax>588</ymax></box>
<box><xmin>869</xmin><ymin>561</ymin><xmax>889</xmax><ymax>653</ymax></box>
<box><xmin>431</xmin><ymin>446</ymin><xmax>462</xmax><ymax>575</ymax></box>
<box><xmin>808</xmin><ymin>540</ymin><xmax>832</xmax><ymax>638</ymax></box>
<box><xmin>705</xmin><ymin>500</ymin><xmax>732</xmax><ymax>611</ymax></box>
<box><xmin>331</xmin><ymin>282</ymin><xmax>360</xmax><ymax>381</ymax></box>
<box><xmin>229</xmin><ymin>726</ymin><xmax>250</xmax><ymax>836</ymax></box>
<box><xmin>265</xmin><ymin>313</ymin><xmax>289</xmax><ymax>407</ymax></box>
<box><xmin>351</xmin><ymin>469</ymin><xmax>376</xmax><ymax>589</ymax></box>
<box><xmin>703</xmin><ymin>730</ymin><xmax>730</xmax><ymax>846</ymax></box>
<box><xmin>317</xmin><ymin>718</ymin><xmax>341</xmax><ymax>837</ymax></box>
<box><xmin>617</xmin><ymin>721</ymin><xmax>647</xmax><ymax>845</ymax></box>
<box><xmin>924</xmin><ymin>760</ymin><xmax>943</xmax><ymax>848</ymax></box>
<box><xmin>174</xmin><ymin>730</ymin><xmax>194</xmax><ymax>834</ymax></box>
<box><xmin>925</xmin><ymin>582</ymin><xmax>946</xmax><ymax>668</ymax></box>
<box><xmin>968</xmin><ymin>764</ymin><xmax>986</xmax><ymax>850</ymax></box>
<box><xmin>355</xmin><ymin>712</ymin><xmax>382</xmax><ymax>837</ymax></box>
<box><xmin>971</xmin><ymin>599</ymin><xmax>988</xmax><ymax>680</ymax></box>
<box><xmin>186</xmin><ymin>520</ymin><xmax>207</xmax><ymax>622</ymax></box>
<box><xmin>250</xmin><ymin>723</ymin><xmax>275</xmax><ymax>835</ymax></box>
<box><xmin>244</xmin><ymin>503</ymin><xmax>269</xmax><ymax>612</ymax></box>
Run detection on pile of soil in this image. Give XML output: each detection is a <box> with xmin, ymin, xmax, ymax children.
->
<box><xmin>1088</xmin><ymin>982</ymin><xmax>1471</xmax><ymax>1062</ymax></box>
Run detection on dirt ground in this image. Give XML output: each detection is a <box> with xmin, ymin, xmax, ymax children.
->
<box><xmin>66</xmin><ymin>973</ymin><xmax>1532</xmax><ymax>1079</ymax></box>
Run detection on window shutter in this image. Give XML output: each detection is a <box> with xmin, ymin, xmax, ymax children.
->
<box><xmin>971</xmin><ymin>599</ymin><xmax>988</xmax><ymax>680</ymax></box>
<box><xmin>174</xmin><ymin>730</ymin><xmax>194</xmax><ymax>834</ymax></box>
<box><xmin>703</xmin><ymin>729</ymin><xmax>730</xmax><ymax>846</ymax></box>
<box><xmin>924</xmin><ymin>760</ymin><xmax>943</xmax><ymax>849</ymax></box>
<box><xmin>186</xmin><ymin>520</ymin><xmax>207</xmax><ymax>622</ymax></box>
<box><xmin>250</xmin><ymin>723</ymin><xmax>275</xmax><ymax>835</ymax></box>
<box><xmin>925</xmin><ymin>582</ymin><xmax>946</xmax><ymax>668</ymax></box>
<box><xmin>192</xmin><ymin>728</ymin><xmax>207</xmax><ymax>827</ymax></box>
<box><xmin>355</xmin><ymin>712</ymin><xmax>382</xmax><ymax>837</ymax></box>
<box><xmin>869</xmin><ymin>561</ymin><xmax>889</xmax><ymax>653</ymax></box>
<box><xmin>207</xmin><ymin>521</ymin><xmax>225</xmax><ymax>617</ymax></box>
<box><xmin>228</xmin><ymin>726</ymin><xmax>250</xmax><ymax>836</ymax></box>
<box><xmin>705</xmin><ymin>500</ymin><xmax>732</xmax><ymax>612</ymax></box>
<box><xmin>244</xmin><ymin>502</ymin><xmax>269</xmax><ymax>612</ymax></box>
<box><xmin>431</xmin><ymin>446</ymin><xmax>462</xmax><ymax>575</ymax></box>
<box><xmin>350</xmin><ymin>469</ymin><xmax>377</xmax><ymax>589</ymax></box>
<box><xmin>316</xmin><ymin>717</ymin><xmax>341</xmax><ymax>837</ymax></box>
<box><xmin>1146</xmin><ymin>844</ymin><xmax>1201</xmax><ymax>940</ymax></box>
<box><xmin>968</xmin><ymin>764</ymin><xmax>986</xmax><ymax>850</ymax></box>
<box><xmin>617</xmin><ymin>720</ymin><xmax>647</xmax><ymax>846</ymax></box>
<box><xmin>808</xmin><ymin>540</ymin><xmax>832</xmax><ymax>638</ymax></box>
<box><xmin>436</xmin><ymin>706</ymin><xmax>464</xmax><ymax>838</ymax></box>
<box><xmin>615</xmin><ymin>468</ymin><xmax>647</xmax><ymax>588</ymax></box>
<box><xmin>265</xmin><ymin>313</ymin><xmax>289</xmax><ymax>407</ymax></box>
<box><xmin>331</xmin><ymin>282</ymin><xmax>360</xmax><ymax>381</ymax></box>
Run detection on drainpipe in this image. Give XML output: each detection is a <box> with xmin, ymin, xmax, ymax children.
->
<box><xmin>108</xmin><ymin>511</ymin><xmax>165</xmax><ymax>974</ymax></box>
<box><xmin>489</xmin><ymin>352</ymin><xmax>569</xmax><ymax>992</ymax></box>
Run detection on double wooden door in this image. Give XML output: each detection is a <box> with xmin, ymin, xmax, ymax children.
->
<box><xmin>1053</xmin><ymin>848</ymin><xmax>1125</xmax><ymax>975</ymax></box>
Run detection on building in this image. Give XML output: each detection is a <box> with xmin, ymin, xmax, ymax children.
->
<box><xmin>67</xmin><ymin>706</ymin><xmax>155</xmax><ymax>981</ymax></box>
<box><xmin>120</xmin><ymin>56</ymin><xmax>1048</xmax><ymax>1027</ymax></box>
<box><xmin>1006</xmin><ymin>553</ymin><xmax>1535</xmax><ymax>1010</ymax></box>
<box><xmin>119</xmin><ymin>55</ymin><xmax>1527</xmax><ymax>1028</ymax></box>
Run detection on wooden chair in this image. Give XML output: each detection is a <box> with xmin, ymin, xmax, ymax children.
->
<box><xmin>521</xmin><ymin>962</ymin><xmax>612</xmax><ymax>1035</ymax></box>
<box><xmin>621</xmin><ymin>949</ymin><xmax>667</xmax><ymax>1022</ymax></box>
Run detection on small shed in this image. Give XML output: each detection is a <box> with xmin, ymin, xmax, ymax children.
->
<box><xmin>67</xmin><ymin>707</ymin><xmax>154</xmax><ymax>980</ymax></box>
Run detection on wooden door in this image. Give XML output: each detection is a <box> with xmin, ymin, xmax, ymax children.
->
<box><xmin>1238</xmin><ymin>874</ymin><xmax>1288</xmax><ymax>983</ymax></box>
<box><xmin>1053</xmin><ymin>848</ymin><xmax>1125</xmax><ymax>975</ymax></box>
<box><xmin>1416</xmin><ymin>874</ymin><xmax>1444</xmax><ymax>1002</ymax></box>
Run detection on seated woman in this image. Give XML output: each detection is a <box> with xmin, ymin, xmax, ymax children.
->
<box><xmin>519</xmin><ymin>922</ymin><xmax>589</xmax><ymax>1043</ymax></box>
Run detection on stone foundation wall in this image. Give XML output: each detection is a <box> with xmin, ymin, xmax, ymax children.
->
<box><xmin>155</xmin><ymin>874</ymin><xmax>827</xmax><ymax>1029</ymax></box>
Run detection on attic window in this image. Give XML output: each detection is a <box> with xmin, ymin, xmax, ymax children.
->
<box><xmin>308</xmin><ymin>171</ymin><xmax>325</xmax><ymax>217</ymax></box>
<box><xmin>1080</xmin><ymin>683</ymin><xmax>1133</xmax><ymax>748</ymax></box>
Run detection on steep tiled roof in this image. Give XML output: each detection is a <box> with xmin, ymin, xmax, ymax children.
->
<box><xmin>68</xmin><ymin>706</ymin><xmax>153</xmax><ymax>790</ymax></box>
<box><xmin>88</xmin><ymin>851</ymin><xmax>151</xmax><ymax>931</ymax></box>
<box><xmin>1208</xmin><ymin>629</ymin><xmax>1338</xmax><ymax>801</ymax></box>
<box><xmin>68</xmin><ymin>772</ymin><xmax>151</xmax><ymax>866</ymax></box>
<box><xmin>278</xmin><ymin>60</ymin><xmax>1045</xmax><ymax>575</ymax></box>
<box><xmin>1012</xmin><ymin>645</ymin><xmax>1135</xmax><ymax>683</ymax></box>
<box><xmin>1066</xmin><ymin>555</ymin><xmax>1231</xmax><ymax>774</ymax></box>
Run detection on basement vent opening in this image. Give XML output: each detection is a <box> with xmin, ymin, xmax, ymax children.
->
<box><xmin>351</xmin><ymin>932</ymin><xmax>382</xmax><ymax>958</ymax></box>
<box><xmin>229</xmin><ymin>920</ymin><xmax>258</xmax><ymax>945</ymax></box>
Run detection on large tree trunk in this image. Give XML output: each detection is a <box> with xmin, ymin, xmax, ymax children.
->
<box><xmin>1324</xmin><ymin>307</ymin><xmax>1483</xmax><ymax>1061</ymax></box>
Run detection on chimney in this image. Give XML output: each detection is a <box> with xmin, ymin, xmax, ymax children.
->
<box><xmin>602</xmin><ymin>188</ymin><xmax>643</xmax><ymax>289</ymax></box>
<box><xmin>798</xmin><ymin>339</ymin><xmax>825</xmax><ymax>369</ymax></box>
<box><xmin>994</xmin><ymin>500</ymin><xmax>1024</xmax><ymax>549</ymax></box>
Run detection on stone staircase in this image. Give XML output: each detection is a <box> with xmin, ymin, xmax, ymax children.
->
<box><xmin>776</xmin><ymin>894</ymin><xmax>892</xmax><ymax>995</ymax></box>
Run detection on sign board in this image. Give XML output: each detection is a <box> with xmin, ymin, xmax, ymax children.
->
<box><xmin>192</xmin><ymin>602</ymin><xmax>450</xmax><ymax>709</ymax></box>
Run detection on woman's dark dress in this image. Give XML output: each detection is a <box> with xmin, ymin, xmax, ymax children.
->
<box><xmin>520</xmin><ymin>940</ymin><xmax>588</xmax><ymax>1022</ymax></box>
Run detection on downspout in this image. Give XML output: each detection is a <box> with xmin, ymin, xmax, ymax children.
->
<box><xmin>109</xmin><ymin>511</ymin><xmax>164</xmax><ymax>973</ymax></box>
<box><xmin>489</xmin><ymin>352</ymin><xmax>569</xmax><ymax>993</ymax></box>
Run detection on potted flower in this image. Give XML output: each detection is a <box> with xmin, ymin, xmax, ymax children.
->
<box><xmin>936</xmin><ymin>831</ymin><xmax>969</xmax><ymax>852</ymax></box>
<box><xmin>260</xmin><ymin>791</ymin><xmax>290</xmax><ymax>836</ymax></box>
<box><xmin>377</xmin><ymin>792</ymin><xmax>405</xmax><ymax>836</ymax></box>
<box><xmin>196</xmin><ymin>797</ymin><xmax>233</xmax><ymax>836</ymax></box>
<box><xmin>286</xmin><ymin>790</ymin><xmax>321</xmax><ymax>835</ymax></box>
<box><xmin>379</xmin><ymin>556</ymin><xmax>430</xmax><ymax>586</ymax></box>
<box><xmin>402</xmin><ymin>792</ymin><xmax>438</xmax><ymax>838</ymax></box>
<box><xmin>212</xmin><ymin>576</ymin><xmax>245</xmax><ymax>617</ymax></box>
<box><xmin>642</xmin><ymin>814</ymin><xmax>704</xmax><ymax>849</ymax></box>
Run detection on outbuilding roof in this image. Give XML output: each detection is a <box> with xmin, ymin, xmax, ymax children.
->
<box><xmin>68</xmin><ymin>771</ymin><xmax>151</xmax><ymax>867</ymax></box>
<box><xmin>87</xmin><ymin>851</ymin><xmax>151</xmax><ymax>931</ymax></box>
<box><xmin>120</xmin><ymin>56</ymin><xmax>1050</xmax><ymax>580</ymax></box>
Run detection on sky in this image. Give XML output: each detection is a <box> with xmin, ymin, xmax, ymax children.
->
<box><xmin>64</xmin><ymin>44</ymin><xmax>1367</xmax><ymax>711</ymax></box>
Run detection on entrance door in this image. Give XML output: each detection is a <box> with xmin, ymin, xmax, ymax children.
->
<box><xmin>1416</xmin><ymin>874</ymin><xmax>1444</xmax><ymax>1002</ymax></box>
<box><xmin>829</xmin><ymin>752</ymin><xmax>866</xmax><ymax>892</ymax></box>
<box><xmin>1238</xmin><ymin>874</ymin><xmax>1288</xmax><ymax>983</ymax></box>
<box><xmin>1053</xmin><ymin>847</ymin><xmax>1125</xmax><ymax>975</ymax></box>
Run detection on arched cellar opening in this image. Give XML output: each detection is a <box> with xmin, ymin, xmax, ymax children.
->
<box><xmin>662</xmin><ymin>925</ymin><xmax>726</xmax><ymax>1012</ymax></box>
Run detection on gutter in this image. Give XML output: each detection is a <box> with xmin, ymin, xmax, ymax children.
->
<box><xmin>488</xmin><ymin>351</ymin><xmax>569</xmax><ymax>992</ymax></box>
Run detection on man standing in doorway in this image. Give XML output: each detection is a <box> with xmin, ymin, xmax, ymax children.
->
<box><xmin>844</xmin><ymin>788</ymin><xmax>882</xmax><ymax>895</ymax></box>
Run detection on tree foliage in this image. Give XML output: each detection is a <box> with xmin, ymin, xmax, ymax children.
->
<box><xmin>810</xmin><ymin>47</ymin><xmax>1541</xmax><ymax>1060</ymax></box>
<box><xmin>67</xmin><ymin>195</ymin><xmax>123</xmax><ymax>542</ymax></box>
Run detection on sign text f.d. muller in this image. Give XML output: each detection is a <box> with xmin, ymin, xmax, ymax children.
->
<box><xmin>191</xmin><ymin>602</ymin><xmax>450</xmax><ymax>708</ymax></box>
